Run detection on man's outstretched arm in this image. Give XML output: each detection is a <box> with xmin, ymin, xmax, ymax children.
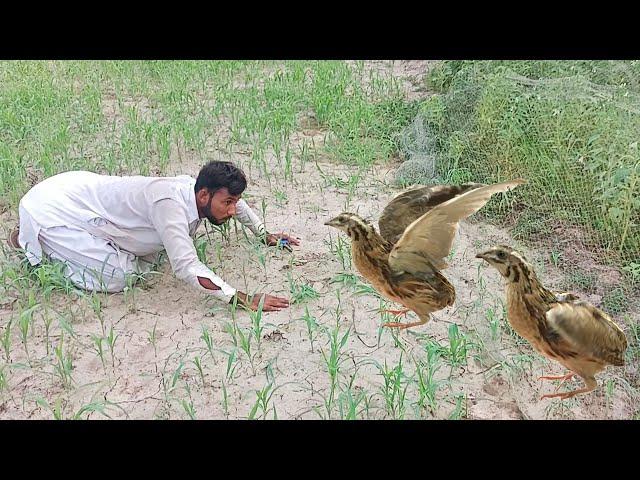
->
<box><xmin>196</xmin><ymin>277</ymin><xmax>289</xmax><ymax>311</ymax></box>
<box><xmin>150</xmin><ymin>198</ymin><xmax>289</xmax><ymax>311</ymax></box>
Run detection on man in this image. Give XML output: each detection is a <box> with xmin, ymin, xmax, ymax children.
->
<box><xmin>9</xmin><ymin>161</ymin><xmax>299</xmax><ymax>312</ymax></box>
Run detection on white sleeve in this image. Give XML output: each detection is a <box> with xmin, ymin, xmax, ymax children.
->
<box><xmin>149</xmin><ymin>198</ymin><xmax>237</xmax><ymax>303</ymax></box>
<box><xmin>235</xmin><ymin>199</ymin><xmax>266</xmax><ymax>236</ymax></box>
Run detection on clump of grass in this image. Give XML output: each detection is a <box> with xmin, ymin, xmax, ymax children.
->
<box><xmin>318</xmin><ymin>324</ymin><xmax>351</xmax><ymax>418</ymax></box>
<box><xmin>336</xmin><ymin>386</ymin><xmax>369</xmax><ymax>420</ymax></box>
<box><xmin>333</xmin><ymin>361</ymin><xmax>372</xmax><ymax>420</ymax></box>
<box><xmin>287</xmin><ymin>273</ymin><xmax>320</xmax><ymax>304</ymax></box>
<box><xmin>248</xmin><ymin>380</ymin><xmax>278</xmax><ymax>420</ymax></box>
<box><xmin>420</xmin><ymin>60</ymin><xmax>640</xmax><ymax>288</ymax></box>
<box><xmin>413</xmin><ymin>344</ymin><xmax>444</xmax><ymax>417</ymax></box>
<box><xmin>376</xmin><ymin>354</ymin><xmax>410</xmax><ymax>419</ymax></box>
<box><xmin>325</xmin><ymin>233</ymin><xmax>352</xmax><ymax>271</ymax></box>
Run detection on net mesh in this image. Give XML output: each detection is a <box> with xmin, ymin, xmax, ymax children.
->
<box><xmin>394</xmin><ymin>61</ymin><xmax>640</xmax><ymax>292</ymax></box>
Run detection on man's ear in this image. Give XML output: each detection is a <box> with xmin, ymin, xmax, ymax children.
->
<box><xmin>195</xmin><ymin>188</ymin><xmax>210</xmax><ymax>206</ymax></box>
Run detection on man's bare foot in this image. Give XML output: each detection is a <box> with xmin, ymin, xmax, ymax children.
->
<box><xmin>7</xmin><ymin>228</ymin><xmax>19</xmax><ymax>249</ymax></box>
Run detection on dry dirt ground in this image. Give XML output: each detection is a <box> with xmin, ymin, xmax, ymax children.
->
<box><xmin>0</xmin><ymin>61</ymin><xmax>637</xmax><ymax>419</ymax></box>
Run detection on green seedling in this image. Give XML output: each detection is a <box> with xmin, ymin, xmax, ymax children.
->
<box><xmin>283</xmin><ymin>146</ymin><xmax>293</xmax><ymax>182</ymax></box>
<box><xmin>236</xmin><ymin>325</ymin><xmax>255</xmax><ymax>375</ymax></box>
<box><xmin>319</xmin><ymin>325</ymin><xmax>351</xmax><ymax>418</ymax></box>
<box><xmin>248</xmin><ymin>295</ymin><xmax>265</xmax><ymax>346</ymax></box>
<box><xmin>377</xmin><ymin>354</ymin><xmax>409</xmax><ymax>419</ymax></box>
<box><xmin>604</xmin><ymin>377</ymin><xmax>615</xmax><ymax>409</ymax></box>
<box><xmin>41</xmin><ymin>311</ymin><xmax>54</xmax><ymax>355</ymax></box>
<box><xmin>221</xmin><ymin>380</ymin><xmax>230</xmax><ymax>418</ymax></box>
<box><xmin>71</xmin><ymin>397</ymin><xmax>129</xmax><ymax>420</ymax></box>
<box><xmin>193</xmin><ymin>355</ymin><xmax>206</xmax><ymax>387</ymax></box>
<box><xmin>147</xmin><ymin>321</ymin><xmax>159</xmax><ymax>365</ymax></box>
<box><xmin>168</xmin><ymin>360</ymin><xmax>185</xmax><ymax>394</ymax></box>
<box><xmin>181</xmin><ymin>399</ymin><xmax>197</xmax><ymax>420</ymax></box>
<box><xmin>54</xmin><ymin>334</ymin><xmax>74</xmax><ymax>389</ymax></box>
<box><xmin>35</xmin><ymin>396</ymin><xmax>64</xmax><ymax>420</ymax></box>
<box><xmin>1</xmin><ymin>320</ymin><xmax>12</xmax><ymax>362</ymax></box>
<box><xmin>330</xmin><ymin>272</ymin><xmax>359</xmax><ymax>288</ymax></box>
<box><xmin>57</xmin><ymin>313</ymin><xmax>77</xmax><ymax>340</ymax></box>
<box><xmin>19</xmin><ymin>303</ymin><xmax>39</xmax><ymax>363</ymax></box>
<box><xmin>0</xmin><ymin>365</ymin><xmax>7</xmax><ymax>393</ymax></box>
<box><xmin>248</xmin><ymin>380</ymin><xmax>278</xmax><ymax>420</ymax></box>
<box><xmin>220</xmin><ymin>348</ymin><xmax>239</xmax><ymax>380</ymax></box>
<box><xmin>412</xmin><ymin>340</ymin><xmax>445</xmax><ymax>417</ymax></box>
<box><xmin>353</xmin><ymin>281</ymin><xmax>382</xmax><ymax>299</ymax></box>
<box><xmin>195</xmin><ymin>235</ymin><xmax>208</xmax><ymax>264</ymax></box>
<box><xmin>273</xmin><ymin>189</ymin><xmax>288</xmax><ymax>206</ymax></box>
<box><xmin>200</xmin><ymin>325</ymin><xmax>215</xmax><ymax>359</ymax></box>
<box><xmin>90</xmin><ymin>294</ymin><xmax>106</xmax><ymax>336</ymax></box>
<box><xmin>287</xmin><ymin>273</ymin><xmax>320</xmax><ymax>304</ymax></box>
<box><xmin>301</xmin><ymin>305</ymin><xmax>319</xmax><ymax>353</ymax></box>
<box><xmin>123</xmin><ymin>273</ymin><xmax>141</xmax><ymax>313</ymax></box>
<box><xmin>447</xmin><ymin>324</ymin><xmax>468</xmax><ymax>370</ymax></box>
<box><xmin>325</xmin><ymin>234</ymin><xmax>352</xmax><ymax>270</ymax></box>
<box><xmin>448</xmin><ymin>393</ymin><xmax>468</xmax><ymax>420</ymax></box>
<box><xmin>337</xmin><ymin>385</ymin><xmax>369</xmax><ymax>420</ymax></box>
<box><xmin>107</xmin><ymin>326</ymin><xmax>118</xmax><ymax>368</ymax></box>
<box><xmin>91</xmin><ymin>334</ymin><xmax>107</xmax><ymax>372</ymax></box>
<box><xmin>486</xmin><ymin>307</ymin><xmax>500</xmax><ymax>341</ymax></box>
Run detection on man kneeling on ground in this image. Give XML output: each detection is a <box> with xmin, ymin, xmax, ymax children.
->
<box><xmin>9</xmin><ymin>161</ymin><xmax>299</xmax><ymax>312</ymax></box>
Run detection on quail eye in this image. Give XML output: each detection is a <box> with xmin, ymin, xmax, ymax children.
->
<box><xmin>497</xmin><ymin>251</ymin><xmax>507</xmax><ymax>260</ymax></box>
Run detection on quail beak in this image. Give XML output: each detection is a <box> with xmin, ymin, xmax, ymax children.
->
<box><xmin>475</xmin><ymin>251</ymin><xmax>490</xmax><ymax>261</ymax></box>
<box><xmin>324</xmin><ymin>218</ymin><xmax>341</xmax><ymax>227</ymax></box>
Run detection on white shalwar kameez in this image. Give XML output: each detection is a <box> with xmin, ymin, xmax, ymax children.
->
<box><xmin>17</xmin><ymin>171</ymin><xmax>266</xmax><ymax>303</ymax></box>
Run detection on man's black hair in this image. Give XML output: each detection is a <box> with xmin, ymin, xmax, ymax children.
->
<box><xmin>194</xmin><ymin>161</ymin><xmax>247</xmax><ymax>196</ymax></box>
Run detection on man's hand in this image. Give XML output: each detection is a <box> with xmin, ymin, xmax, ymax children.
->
<box><xmin>263</xmin><ymin>232</ymin><xmax>300</xmax><ymax>251</ymax></box>
<box><xmin>232</xmin><ymin>291</ymin><xmax>290</xmax><ymax>312</ymax></box>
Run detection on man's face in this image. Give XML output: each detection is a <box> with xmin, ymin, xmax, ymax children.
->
<box><xmin>197</xmin><ymin>187</ymin><xmax>241</xmax><ymax>225</ymax></box>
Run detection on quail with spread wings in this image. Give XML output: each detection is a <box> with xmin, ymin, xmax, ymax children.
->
<box><xmin>324</xmin><ymin>180</ymin><xmax>525</xmax><ymax>329</ymax></box>
<box><xmin>476</xmin><ymin>245</ymin><xmax>628</xmax><ymax>400</ymax></box>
